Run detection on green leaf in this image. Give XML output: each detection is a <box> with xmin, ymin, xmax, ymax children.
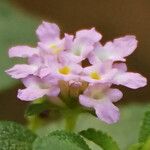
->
<box><xmin>139</xmin><ymin>111</ymin><xmax>150</xmax><ymax>142</ymax></box>
<box><xmin>33</xmin><ymin>130</ymin><xmax>91</xmax><ymax>150</ymax></box>
<box><xmin>0</xmin><ymin>121</ymin><xmax>37</xmax><ymax>150</ymax></box>
<box><xmin>25</xmin><ymin>100</ymin><xmax>50</xmax><ymax>117</ymax></box>
<box><xmin>128</xmin><ymin>143</ymin><xmax>143</xmax><ymax>150</ymax></box>
<box><xmin>80</xmin><ymin>128</ymin><xmax>120</xmax><ymax>150</ymax></box>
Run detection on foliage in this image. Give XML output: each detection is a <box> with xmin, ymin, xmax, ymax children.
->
<box><xmin>2</xmin><ymin>106</ymin><xmax>150</xmax><ymax>150</ymax></box>
<box><xmin>139</xmin><ymin>111</ymin><xmax>150</xmax><ymax>142</ymax></box>
<box><xmin>80</xmin><ymin>128</ymin><xmax>120</xmax><ymax>150</ymax></box>
<box><xmin>33</xmin><ymin>130</ymin><xmax>91</xmax><ymax>150</ymax></box>
<box><xmin>0</xmin><ymin>121</ymin><xmax>36</xmax><ymax>150</ymax></box>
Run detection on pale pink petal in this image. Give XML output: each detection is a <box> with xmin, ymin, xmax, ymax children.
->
<box><xmin>22</xmin><ymin>75</ymin><xmax>45</xmax><ymax>88</ymax></box>
<box><xmin>81</xmin><ymin>45</ymin><xmax>94</xmax><ymax>59</ymax></box>
<box><xmin>47</xmin><ymin>85</ymin><xmax>60</xmax><ymax>97</ymax></box>
<box><xmin>42</xmin><ymin>75</ymin><xmax>59</xmax><ymax>85</ymax></box>
<box><xmin>107</xmin><ymin>89</ymin><xmax>123</xmax><ymax>102</ymax></box>
<box><xmin>93</xmin><ymin>35</ymin><xmax>137</xmax><ymax>62</ymax></box>
<box><xmin>101</xmin><ymin>69</ymin><xmax>118</xmax><ymax>83</ymax></box>
<box><xmin>76</xmin><ymin>28</ymin><xmax>102</xmax><ymax>43</ymax></box>
<box><xmin>71</xmin><ymin>64</ymin><xmax>83</xmax><ymax>74</ymax></box>
<box><xmin>95</xmin><ymin>101</ymin><xmax>120</xmax><ymax>124</ymax></box>
<box><xmin>93</xmin><ymin>45</ymin><xmax>125</xmax><ymax>62</ymax></box>
<box><xmin>82</xmin><ymin>65</ymin><xmax>95</xmax><ymax>75</ymax></box>
<box><xmin>36</xmin><ymin>21</ymin><xmax>60</xmax><ymax>42</ymax></box>
<box><xmin>17</xmin><ymin>87</ymin><xmax>48</xmax><ymax>101</ymax></box>
<box><xmin>64</xmin><ymin>34</ymin><xmax>74</xmax><ymax>50</ymax></box>
<box><xmin>9</xmin><ymin>46</ymin><xmax>39</xmax><ymax>58</ymax></box>
<box><xmin>6</xmin><ymin>65</ymin><xmax>38</xmax><ymax>79</ymax></box>
<box><xmin>105</xmin><ymin>35</ymin><xmax>138</xmax><ymax>57</ymax></box>
<box><xmin>79</xmin><ymin>95</ymin><xmax>96</xmax><ymax>108</ymax></box>
<box><xmin>88</xmin><ymin>51</ymin><xmax>101</xmax><ymax>64</ymax></box>
<box><xmin>113</xmin><ymin>72</ymin><xmax>147</xmax><ymax>89</ymax></box>
<box><xmin>88</xmin><ymin>43</ymin><xmax>103</xmax><ymax>64</ymax></box>
<box><xmin>58</xmin><ymin>51</ymin><xmax>82</xmax><ymax>64</ymax></box>
<box><xmin>113</xmin><ymin>63</ymin><xmax>127</xmax><ymax>72</ymax></box>
<box><xmin>38</xmin><ymin>67</ymin><xmax>51</xmax><ymax>78</ymax></box>
<box><xmin>71</xmin><ymin>42</ymin><xmax>94</xmax><ymax>60</ymax></box>
<box><xmin>28</xmin><ymin>55</ymin><xmax>42</xmax><ymax>66</ymax></box>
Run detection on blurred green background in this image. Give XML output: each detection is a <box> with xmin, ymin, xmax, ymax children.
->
<box><xmin>0</xmin><ymin>0</ymin><xmax>149</xmax><ymax>149</ymax></box>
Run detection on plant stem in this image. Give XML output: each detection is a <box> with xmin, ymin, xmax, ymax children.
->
<box><xmin>65</xmin><ymin>109</ymin><xmax>78</xmax><ymax>132</ymax></box>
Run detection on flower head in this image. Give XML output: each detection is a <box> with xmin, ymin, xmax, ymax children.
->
<box><xmin>6</xmin><ymin>21</ymin><xmax>147</xmax><ymax>124</ymax></box>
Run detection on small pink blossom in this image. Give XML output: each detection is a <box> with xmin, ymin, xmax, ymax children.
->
<box><xmin>79</xmin><ymin>84</ymin><xmax>123</xmax><ymax>124</ymax></box>
<box><xmin>18</xmin><ymin>75</ymin><xmax>60</xmax><ymax>101</ymax></box>
<box><xmin>89</xmin><ymin>35</ymin><xmax>138</xmax><ymax>64</ymax></box>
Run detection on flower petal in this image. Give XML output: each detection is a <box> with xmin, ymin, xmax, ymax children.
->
<box><xmin>94</xmin><ymin>35</ymin><xmax>137</xmax><ymax>62</ymax></box>
<box><xmin>36</xmin><ymin>21</ymin><xmax>60</xmax><ymax>42</ymax></box>
<box><xmin>106</xmin><ymin>35</ymin><xmax>138</xmax><ymax>57</ymax></box>
<box><xmin>95</xmin><ymin>101</ymin><xmax>120</xmax><ymax>124</ymax></box>
<box><xmin>76</xmin><ymin>28</ymin><xmax>102</xmax><ymax>43</ymax></box>
<box><xmin>47</xmin><ymin>85</ymin><xmax>60</xmax><ymax>97</ymax></box>
<box><xmin>9</xmin><ymin>46</ymin><xmax>39</xmax><ymax>58</ymax></box>
<box><xmin>79</xmin><ymin>95</ymin><xmax>96</xmax><ymax>108</ymax></box>
<box><xmin>6</xmin><ymin>64</ymin><xmax>38</xmax><ymax>79</ymax></box>
<box><xmin>113</xmin><ymin>63</ymin><xmax>127</xmax><ymax>72</ymax></box>
<box><xmin>38</xmin><ymin>67</ymin><xmax>51</xmax><ymax>78</ymax></box>
<box><xmin>70</xmin><ymin>28</ymin><xmax>102</xmax><ymax>60</ymax></box>
<box><xmin>21</xmin><ymin>75</ymin><xmax>40</xmax><ymax>87</ymax></box>
<box><xmin>17</xmin><ymin>87</ymin><xmax>48</xmax><ymax>101</ymax></box>
<box><xmin>58</xmin><ymin>51</ymin><xmax>82</xmax><ymax>64</ymax></box>
<box><xmin>107</xmin><ymin>88</ymin><xmax>123</xmax><ymax>102</ymax></box>
<box><xmin>113</xmin><ymin>72</ymin><xmax>147</xmax><ymax>89</ymax></box>
<box><xmin>64</xmin><ymin>34</ymin><xmax>74</xmax><ymax>50</ymax></box>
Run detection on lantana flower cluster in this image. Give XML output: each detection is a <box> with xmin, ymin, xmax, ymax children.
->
<box><xmin>6</xmin><ymin>22</ymin><xmax>147</xmax><ymax>124</ymax></box>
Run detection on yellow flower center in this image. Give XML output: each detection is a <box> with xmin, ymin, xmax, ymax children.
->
<box><xmin>50</xmin><ymin>44</ymin><xmax>62</xmax><ymax>54</ymax></box>
<box><xmin>58</xmin><ymin>66</ymin><xmax>71</xmax><ymax>75</ymax></box>
<box><xmin>90</xmin><ymin>71</ymin><xmax>101</xmax><ymax>80</ymax></box>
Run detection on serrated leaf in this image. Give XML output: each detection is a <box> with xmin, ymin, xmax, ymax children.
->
<box><xmin>80</xmin><ymin>128</ymin><xmax>120</xmax><ymax>150</ymax></box>
<box><xmin>33</xmin><ymin>130</ymin><xmax>91</xmax><ymax>150</ymax></box>
<box><xmin>139</xmin><ymin>111</ymin><xmax>150</xmax><ymax>142</ymax></box>
<box><xmin>0</xmin><ymin>121</ymin><xmax>37</xmax><ymax>150</ymax></box>
<box><xmin>25</xmin><ymin>100</ymin><xmax>50</xmax><ymax>117</ymax></box>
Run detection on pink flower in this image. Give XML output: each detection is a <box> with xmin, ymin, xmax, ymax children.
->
<box><xmin>81</xmin><ymin>61</ymin><xmax>117</xmax><ymax>84</ymax></box>
<box><xmin>79</xmin><ymin>84</ymin><xmax>123</xmax><ymax>124</ymax></box>
<box><xmin>81</xmin><ymin>61</ymin><xmax>147</xmax><ymax>89</ymax></box>
<box><xmin>39</xmin><ymin>61</ymin><xmax>83</xmax><ymax>81</ymax></box>
<box><xmin>66</xmin><ymin>28</ymin><xmax>102</xmax><ymax>63</ymax></box>
<box><xmin>5</xmin><ymin>21</ymin><xmax>147</xmax><ymax>124</ymax></box>
<box><xmin>36</xmin><ymin>21</ymin><xmax>69</xmax><ymax>55</ymax></box>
